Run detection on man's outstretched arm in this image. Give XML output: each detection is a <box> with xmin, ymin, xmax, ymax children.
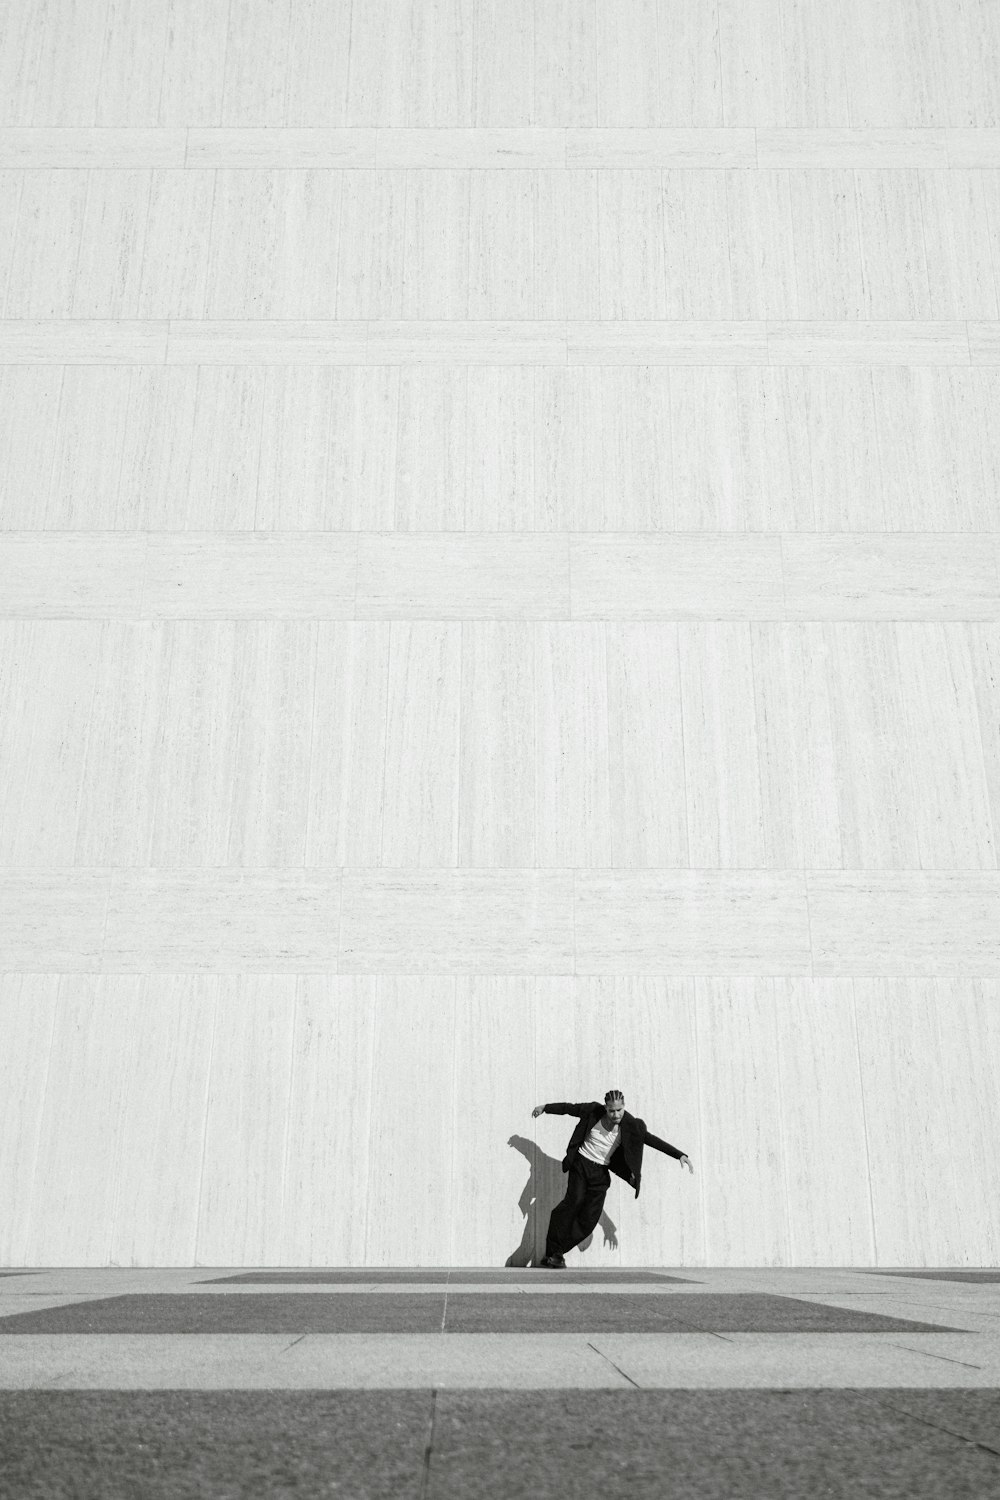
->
<box><xmin>645</xmin><ymin>1130</ymin><xmax>694</xmax><ymax>1172</ymax></box>
<box><xmin>531</xmin><ymin>1103</ymin><xmax>588</xmax><ymax>1118</ymax></box>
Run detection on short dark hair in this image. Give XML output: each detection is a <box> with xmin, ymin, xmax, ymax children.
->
<box><xmin>604</xmin><ymin>1089</ymin><xmax>624</xmax><ymax>1104</ymax></box>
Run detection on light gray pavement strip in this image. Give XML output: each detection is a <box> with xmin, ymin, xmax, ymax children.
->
<box><xmin>1</xmin><ymin>1332</ymin><xmax>999</xmax><ymax>1390</ymax></box>
<box><xmin>0</xmin><ymin>1294</ymin><xmax>129</xmax><ymax>1318</ymax></box>
<box><xmin>1</xmin><ymin>1268</ymin><xmax>982</xmax><ymax>1293</ymax></box>
<box><xmin>0</xmin><ymin>1335</ymin><xmax>300</xmax><ymax>1390</ymax></box>
<box><xmin>590</xmin><ymin>1333</ymin><xmax>1000</xmax><ymax>1390</ymax></box>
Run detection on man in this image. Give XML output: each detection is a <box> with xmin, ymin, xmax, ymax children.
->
<box><xmin>531</xmin><ymin>1090</ymin><xmax>693</xmax><ymax>1268</ymax></box>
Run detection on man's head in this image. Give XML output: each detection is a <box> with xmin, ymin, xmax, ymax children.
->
<box><xmin>604</xmin><ymin>1089</ymin><xmax>625</xmax><ymax>1124</ymax></box>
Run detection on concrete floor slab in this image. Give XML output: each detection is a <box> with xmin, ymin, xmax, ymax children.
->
<box><xmin>870</xmin><ymin>1271</ymin><xmax>1000</xmax><ymax>1284</ymax></box>
<box><xmin>0</xmin><ymin>1334</ymin><xmax>295</xmax><ymax>1389</ymax></box>
<box><xmin>426</xmin><ymin>1390</ymin><xmax>1000</xmax><ymax>1499</ymax></box>
<box><xmin>205</xmin><ymin>1269</ymin><xmax>695</xmax><ymax>1285</ymax></box>
<box><xmin>0</xmin><ymin>1293</ymin><xmax>448</xmax><ymax>1335</ymax></box>
<box><xmin>2</xmin><ymin>1387</ymin><xmax>997</xmax><ymax>1499</ymax></box>
<box><xmin>594</xmin><ymin>1333</ymin><xmax>1000</xmax><ymax>1389</ymax></box>
<box><xmin>2</xmin><ymin>1389</ymin><xmax>999</xmax><ymax>1499</ymax></box>
<box><xmin>0</xmin><ymin>1391</ymin><xmax>430</xmax><ymax>1500</ymax></box>
<box><xmin>0</xmin><ymin>1290</ymin><xmax>962</xmax><ymax>1335</ymax></box>
<box><xmin>3</xmin><ymin>1331</ymin><xmax>997</xmax><ymax>1391</ymax></box>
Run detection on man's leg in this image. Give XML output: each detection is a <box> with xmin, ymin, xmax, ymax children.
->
<box><xmin>545</xmin><ymin>1162</ymin><xmax>611</xmax><ymax>1260</ymax></box>
<box><xmin>575</xmin><ymin>1164</ymin><xmax>612</xmax><ymax>1244</ymax></box>
<box><xmin>544</xmin><ymin>1164</ymin><xmax>588</xmax><ymax>1260</ymax></box>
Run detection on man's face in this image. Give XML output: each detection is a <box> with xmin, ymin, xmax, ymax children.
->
<box><xmin>605</xmin><ymin>1099</ymin><xmax>625</xmax><ymax>1124</ymax></box>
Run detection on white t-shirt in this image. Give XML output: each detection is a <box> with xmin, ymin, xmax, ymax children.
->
<box><xmin>578</xmin><ymin>1117</ymin><xmax>621</xmax><ymax>1166</ymax></box>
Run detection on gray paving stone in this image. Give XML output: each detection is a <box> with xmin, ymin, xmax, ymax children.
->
<box><xmin>444</xmin><ymin>1293</ymin><xmax>962</xmax><ymax>1335</ymax></box>
<box><xmin>0</xmin><ymin>1291</ymin><xmax>963</xmax><ymax>1336</ymax></box>
<box><xmin>203</xmin><ymin>1270</ymin><xmax>693</xmax><ymax>1285</ymax></box>
<box><xmin>427</xmin><ymin>1391</ymin><xmax>1000</xmax><ymax>1499</ymax></box>
<box><xmin>869</xmin><ymin>1271</ymin><xmax>1000</xmax><ymax>1284</ymax></box>
<box><xmin>0</xmin><ymin>1391</ymin><xmax>429</xmax><ymax>1500</ymax></box>
<box><xmin>881</xmin><ymin>1390</ymin><xmax>1000</xmax><ymax>1454</ymax></box>
<box><xmin>0</xmin><ymin>1294</ymin><xmax>445</xmax><ymax>1335</ymax></box>
<box><xmin>3</xmin><ymin>1391</ymin><xmax>997</xmax><ymax>1499</ymax></box>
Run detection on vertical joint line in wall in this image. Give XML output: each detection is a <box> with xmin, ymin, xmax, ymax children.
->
<box><xmin>715</xmin><ymin>2</ymin><xmax>727</xmax><ymax>130</ymax></box>
<box><xmin>133</xmin><ymin>171</ymin><xmax>156</xmax><ymax>336</ymax></box>
<box><xmin>914</xmin><ymin>176</ymin><xmax>934</xmax><ymax>320</ymax></box>
<box><xmin>219</xmin><ymin>0</ymin><xmax>236</xmax><ymax>126</ymax></box>
<box><xmin>43</xmin><ymin>369</ymin><xmax>69</xmax><ymax>525</ymax></box>
<box><xmin>567</xmin><ymin>528</ymin><xmax>573</xmax><ymax>623</ymax></box>
<box><xmin>571</xmin><ymin>866</ymin><xmax>577</xmax><ymax>977</ymax></box>
<box><xmin>981</xmin><ymin>193</ymin><xmax>1000</xmax><ymax>321</ymax></box>
<box><xmin>454</xmin><ymin>619</ymin><xmax>463</xmax><ymax>868</ymax></box>
<box><xmin>153</xmin><ymin>13</ymin><xmax>171</xmax><ymax>128</ymax></box>
<box><xmin>463</xmin><ymin>176</ymin><xmax>472</xmax><ymax>322</ymax></box>
<box><xmin>851</xmin><ymin>981</ymin><xmax>879</xmax><ymax>1266</ymax></box>
<box><xmin>969</xmin><ymin>621</ymin><xmax>1000</xmax><ymax>860</ymax></box>
<box><xmin>114</xmin><ymin>361</ymin><xmax>137</xmax><ymax>517</ymax></box>
<box><xmin>852</xmin><ymin>171</ymin><xmax>870</xmax><ymax>319</ymax></box>
<box><xmin>201</xmin><ymin>170</ymin><xmax>221</xmax><ymax>319</ymax></box>
<box><xmin>71</xmin><ymin>621</ymin><xmax>112</xmax><ymax>861</ymax></box>
<box><xmin>529</xmin><ymin>978</ymin><xmax>538</xmax><ymax>1259</ymax></box>
<box><xmin>278</xmin><ymin>0</ymin><xmax>294</xmax><ymax>123</ymax></box>
<box><xmin>866</xmin><ymin>366</ymin><xmax>886</xmax><ymax>524</ymax></box>
<box><xmin>674</xmin><ymin>624</ymin><xmax>691</xmax><ymax>866</ymax></box>
<box><xmin>193</xmin><ymin>987</ymin><xmax>219</xmax><ymax>1265</ymax></box>
<box><xmin>601</xmin><ymin>621</ymin><xmax>612</xmax><ymax>867</ymax></box>
<box><xmin>68</xmin><ymin>169</ymin><xmax>93</xmax><ymax>317</ymax></box>
<box><xmin>720</xmin><ymin>166</ymin><xmax>737</xmax><ymax>323</ymax></box>
<box><xmin>344</xmin><ymin>0</ymin><xmax>356</xmax><ymax>140</ymax></box>
<box><xmin>251</xmin><ymin>367</ymin><xmax>268</xmax><ymax>528</ymax></box>
<box><xmin>776</xmin><ymin>534</ymin><xmax>788</xmax><ymax>621</ymax></box>
<box><xmin>448</xmin><ymin>977</ymin><xmax>459</xmax><ymax>1268</ymax></box>
<box><xmin>361</xmin><ymin>977</ymin><xmax>380</xmax><ymax>1264</ymax></box>
<box><xmin>530</xmin><ymin>366</ymin><xmax>537</xmax><ymax>531</ymax></box>
<box><xmin>595</xmin><ymin>172</ymin><xmax>603</xmax><ymax>319</ymax></box>
<box><xmin>278</xmin><ymin>985</ymin><xmax>300</xmax><ymax>1256</ymax></box>
<box><xmin>752</xmin><ymin>127</ymin><xmax>759</xmax><ymax>169</ymax></box>
<box><xmin>21</xmin><ymin>982</ymin><xmax>61</xmax><ymax>1261</ymax></box>
<box><xmin>137</xmin><ymin>532</ymin><xmax>151</xmax><ymax>622</ymax></box>
<box><xmin>302</xmin><ymin>622</ymin><xmax>321</xmax><ymax>868</ymax></box>
<box><xmin>99</xmin><ymin>869</ymin><xmax>115</xmax><ymax>968</ymax></box>
<box><xmin>746</xmin><ymin>622</ymin><xmax>768</xmax><ymax>870</ymax></box>
<box><xmin>804</xmin><ymin>872</ymin><xmax>815</xmax><ymax>979</ymax></box>
<box><xmin>377</xmin><ymin>621</ymin><xmax>393</xmax><ymax>865</ymax></box>
<box><xmin>771</xmin><ymin>981</ymin><xmax>794</xmax><ymax>1265</ymax></box>
<box><xmin>1</xmin><ymin>171</ymin><xmax>24</xmax><ymax>317</ymax></box>
<box><xmin>691</xmin><ymin>982</ymin><xmax>709</xmax><ymax>1262</ymax></box>
<box><xmin>336</xmin><ymin>867</ymin><xmax>345</xmax><ymax>977</ymax></box>
<box><xmin>105</xmin><ymin>976</ymin><xmax>143</xmax><ymax>1264</ymax></box>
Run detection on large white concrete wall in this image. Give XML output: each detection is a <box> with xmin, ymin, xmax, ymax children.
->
<box><xmin>2</xmin><ymin>1</ymin><xmax>1000</xmax><ymax>1265</ymax></box>
<box><xmin>3</xmin><ymin>976</ymin><xmax>999</xmax><ymax>1267</ymax></box>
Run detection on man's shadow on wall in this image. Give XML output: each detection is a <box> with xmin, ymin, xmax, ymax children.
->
<box><xmin>505</xmin><ymin>1135</ymin><xmax>618</xmax><ymax>1268</ymax></box>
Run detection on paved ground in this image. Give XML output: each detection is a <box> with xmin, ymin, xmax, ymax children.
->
<box><xmin>1</xmin><ymin>1268</ymin><xmax>998</xmax><ymax>1498</ymax></box>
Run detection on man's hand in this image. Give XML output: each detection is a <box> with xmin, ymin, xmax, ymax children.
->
<box><xmin>531</xmin><ymin>1105</ymin><xmax>545</xmax><ymax>1118</ymax></box>
<box><xmin>679</xmin><ymin>1154</ymin><xmax>693</xmax><ymax>1173</ymax></box>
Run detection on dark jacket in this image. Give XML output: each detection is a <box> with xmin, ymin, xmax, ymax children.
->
<box><xmin>543</xmin><ymin>1101</ymin><xmax>684</xmax><ymax>1199</ymax></box>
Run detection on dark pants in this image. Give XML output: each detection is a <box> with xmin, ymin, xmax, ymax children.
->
<box><xmin>545</xmin><ymin>1157</ymin><xmax>611</xmax><ymax>1258</ymax></box>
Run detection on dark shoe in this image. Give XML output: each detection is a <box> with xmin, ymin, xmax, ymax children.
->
<box><xmin>539</xmin><ymin>1255</ymin><xmax>566</xmax><ymax>1268</ymax></box>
